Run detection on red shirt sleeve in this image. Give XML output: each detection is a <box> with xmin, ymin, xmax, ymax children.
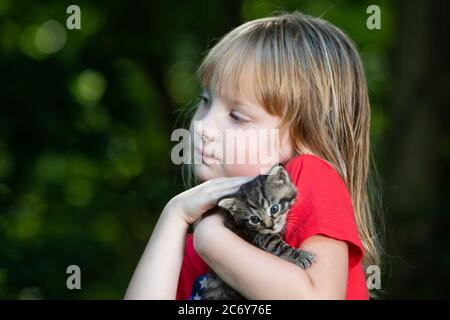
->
<box><xmin>284</xmin><ymin>154</ymin><xmax>368</xmax><ymax>299</ymax></box>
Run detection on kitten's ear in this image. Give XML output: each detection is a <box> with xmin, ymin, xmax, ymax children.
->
<box><xmin>266</xmin><ymin>164</ymin><xmax>289</xmax><ymax>184</ymax></box>
<box><xmin>218</xmin><ymin>198</ymin><xmax>236</xmax><ymax>214</ymax></box>
<box><xmin>266</xmin><ymin>163</ymin><xmax>284</xmax><ymax>175</ymax></box>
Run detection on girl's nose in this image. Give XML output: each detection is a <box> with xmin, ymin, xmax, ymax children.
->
<box><xmin>193</xmin><ymin>120</ymin><xmax>216</xmax><ymax>143</ymax></box>
<box><xmin>199</xmin><ymin>120</ymin><xmax>219</xmax><ymax>144</ymax></box>
<box><xmin>202</xmin><ymin>125</ymin><xmax>219</xmax><ymax>145</ymax></box>
<box><xmin>201</xmin><ymin>133</ymin><xmax>213</xmax><ymax>143</ymax></box>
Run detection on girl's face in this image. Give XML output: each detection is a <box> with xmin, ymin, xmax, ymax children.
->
<box><xmin>190</xmin><ymin>83</ymin><xmax>296</xmax><ymax>182</ymax></box>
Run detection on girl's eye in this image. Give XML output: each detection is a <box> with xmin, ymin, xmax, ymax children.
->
<box><xmin>270</xmin><ymin>203</ymin><xmax>280</xmax><ymax>215</ymax></box>
<box><xmin>249</xmin><ymin>216</ymin><xmax>261</xmax><ymax>224</ymax></box>
<box><xmin>229</xmin><ymin>111</ymin><xmax>249</xmax><ymax>124</ymax></box>
<box><xmin>197</xmin><ymin>95</ymin><xmax>210</xmax><ymax>107</ymax></box>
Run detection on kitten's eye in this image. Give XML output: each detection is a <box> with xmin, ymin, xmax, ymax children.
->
<box><xmin>249</xmin><ymin>216</ymin><xmax>261</xmax><ymax>224</ymax></box>
<box><xmin>270</xmin><ymin>204</ymin><xmax>280</xmax><ymax>215</ymax></box>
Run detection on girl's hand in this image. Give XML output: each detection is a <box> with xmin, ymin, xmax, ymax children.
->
<box><xmin>168</xmin><ymin>176</ymin><xmax>254</xmax><ymax>225</ymax></box>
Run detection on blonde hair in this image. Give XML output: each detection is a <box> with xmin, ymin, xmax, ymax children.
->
<box><xmin>182</xmin><ymin>11</ymin><xmax>383</xmax><ymax>272</ymax></box>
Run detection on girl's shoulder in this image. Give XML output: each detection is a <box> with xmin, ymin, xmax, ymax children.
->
<box><xmin>285</xmin><ymin>153</ymin><xmax>334</xmax><ymax>168</ymax></box>
<box><xmin>284</xmin><ymin>153</ymin><xmax>346</xmax><ymax>190</ymax></box>
<box><xmin>284</xmin><ymin>152</ymin><xmax>353</xmax><ymax>220</ymax></box>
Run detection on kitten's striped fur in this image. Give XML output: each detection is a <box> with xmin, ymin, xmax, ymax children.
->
<box><xmin>202</xmin><ymin>164</ymin><xmax>315</xmax><ymax>300</ymax></box>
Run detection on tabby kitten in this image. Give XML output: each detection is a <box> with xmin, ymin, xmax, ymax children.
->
<box><xmin>202</xmin><ymin>164</ymin><xmax>315</xmax><ymax>300</ymax></box>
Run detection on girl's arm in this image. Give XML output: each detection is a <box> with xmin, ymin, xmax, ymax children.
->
<box><xmin>124</xmin><ymin>203</ymin><xmax>189</xmax><ymax>299</ymax></box>
<box><xmin>124</xmin><ymin>176</ymin><xmax>253</xmax><ymax>299</ymax></box>
<box><xmin>193</xmin><ymin>213</ymin><xmax>349</xmax><ymax>299</ymax></box>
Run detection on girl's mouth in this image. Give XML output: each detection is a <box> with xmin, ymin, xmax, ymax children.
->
<box><xmin>197</xmin><ymin>147</ymin><xmax>220</xmax><ymax>162</ymax></box>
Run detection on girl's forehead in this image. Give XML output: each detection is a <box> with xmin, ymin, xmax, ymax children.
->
<box><xmin>200</xmin><ymin>53</ymin><xmax>283</xmax><ymax>120</ymax></box>
<box><xmin>205</xmin><ymin>68</ymin><xmax>264</xmax><ymax>113</ymax></box>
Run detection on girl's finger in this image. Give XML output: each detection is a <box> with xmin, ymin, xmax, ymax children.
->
<box><xmin>214</xmin><ymin>176</ymin><xmax>254</xmax><ymax>189</ymax></box>
<box><xmin>208</xmin><ymin>181</ymin><xmax>250</xmax><ymax>195</ymax></box>
<box><xmin>209</xmin><ymin>186</ymin><xmax>241</xmax><ymax>202</ymax></box>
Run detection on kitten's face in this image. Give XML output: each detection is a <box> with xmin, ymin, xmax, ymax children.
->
<box><xmin>218</xmin><ymin>164</ymin><xmax>297</xmax><ymax>234</ymax></box>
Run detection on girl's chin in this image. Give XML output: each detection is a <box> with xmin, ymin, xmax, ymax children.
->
<box><xmin>194</xmin><ymin>163</ymin><xmax>269</xmax><ymax>181</ymax></box>
<box><xmin>194</xmin><ymin>163</ymin><xmax>222</xmax><ymax>182</ymax></box>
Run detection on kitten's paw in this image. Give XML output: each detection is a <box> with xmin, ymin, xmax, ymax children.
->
<box><xmin>251</xmin><ymin>233</ymin><xmax>267</xmax><ymax>247</ymax></box>
<box><xmin>293</xmin><ymin>250</ymin><xmax>315</xmax><ymax>269</ymax></box>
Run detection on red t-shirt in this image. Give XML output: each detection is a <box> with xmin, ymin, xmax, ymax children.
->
<box><xmin>176</xmin><ymin>154</ymin><xmax>369</xmax><ymax>300</ymax></box>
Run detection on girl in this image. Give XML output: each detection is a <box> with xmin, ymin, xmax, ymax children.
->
<box><xmin>125</xmin><ymin>11</ymin><xmax>381</xmax><ymax>300</ymax></box>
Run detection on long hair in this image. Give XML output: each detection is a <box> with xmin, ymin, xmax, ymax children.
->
<box><xmin>182</xmin><ymin>10</ymin><xmax>384</xmax><ymax>274</ymax></box>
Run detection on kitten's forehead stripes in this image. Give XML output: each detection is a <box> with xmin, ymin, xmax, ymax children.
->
<box><xmin>260</xmin><ymin>181</ymin><xmax>268</xmax><ymax>200</ymax></box>
<box><xmin>247</xmin><ymin>201</ymin><xmax>258</xmax><ymax>210</ymax></box>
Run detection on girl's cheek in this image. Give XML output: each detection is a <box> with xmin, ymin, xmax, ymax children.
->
<box><xmin>222</xmin><ymin>136</ymin><xmax>281</xmax><ymax>176</ymax></box>
<box><xmin>223</xmin><ymin>146</ymin><xmax>279</xmax><ymax>177</ymax></box>
<box><xmin>194</xmin><ymin>163</ymin><xmax>225</xmax><ymax>182</ymax></box>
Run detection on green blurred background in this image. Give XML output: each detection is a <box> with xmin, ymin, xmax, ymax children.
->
<box><xmin>0</xmin><ymin>0</ymin><xmax>449</xmax><ymax>299</ymax></box>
